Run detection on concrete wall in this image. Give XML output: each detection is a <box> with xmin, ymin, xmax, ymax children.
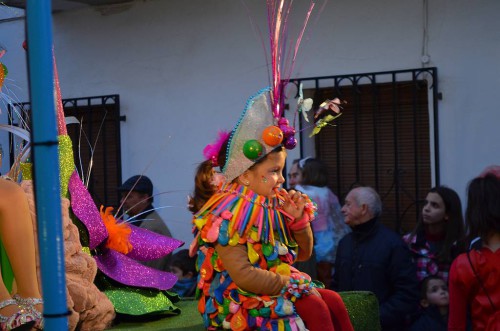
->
<box><xmin>1</xmin><ymin>0</ymin><xmax>499</xmax><ymax>246</ymax></box>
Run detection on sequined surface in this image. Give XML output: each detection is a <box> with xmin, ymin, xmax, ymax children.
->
<box><xmin>69</xmin><ymin>170</ymin><xmax>108</xmax><ymax>250</ymax></box>
<box><xmin>102</xmin><ymin>279</ymin><xmax>180</xmax><ymax>316</ymax></box>
<box><xmin>58</xmin><ymin>135</ymin><xmax>75</xmax><ymax>197</ymax></box>
<box><xmin>54</xmin><ymin>59</ymin><xmax>67</xmax><ymax>136</ymax></box>
<box><xmin>223</xmin><ymin>88</ymin><xmax>276</xmax><ymax>182</ymax></box>
<box><xmin>126</xmin><ymin>226</ymin><xmax>183</xmax><ymax>261</ymax></box>
<box><xmin>20</xmin><ymin>163</ymin><xmax>32</xmax><ymax>180</ymax></box>
<box><xmin>339</xmin><ymin>291</ymin><xmax>381</xmax><ymax>331</ymax></box>
<box><xmin>69</xmin><ymin>169</ymin><xmax>182</xmax><ymax>291</ymax></box>
<box><xmin>95</xmin><ymin>249</ymin><xmax>178</xmax><ymax>290</ymax></box>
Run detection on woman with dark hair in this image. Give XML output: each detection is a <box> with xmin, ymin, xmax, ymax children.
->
<box><xmin>403</xmin><ymin>186</ymin><xmax>466</xmax><ymax>282</ymax></box>
<box><xmin>448</xmin><ymin>172</ymin><xmax>500</xmax><ymax>331</ymax></box>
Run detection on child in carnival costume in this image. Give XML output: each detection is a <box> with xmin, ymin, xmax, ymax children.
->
<box><xmin>188</xmin><ymin>3</ymin><xmax>353</xmax><ymax>329</ymax></box>
<box><xmin>189</xmin><ymin>90</ymin><xmax>354</xmax><ymax>331</ymax></box>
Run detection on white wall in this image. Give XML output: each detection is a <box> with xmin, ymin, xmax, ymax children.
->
<box><xmin>1</xmin><ymin>0</ymin><xmax>499</xmax><ymax>246</ymax></box>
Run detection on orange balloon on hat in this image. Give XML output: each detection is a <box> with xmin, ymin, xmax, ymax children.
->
<box><xmin>262</xmin><ymin>126</ymin><xmax>284</xmax><ymax>146</ymax></box>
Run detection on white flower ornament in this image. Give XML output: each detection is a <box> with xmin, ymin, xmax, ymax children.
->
<box><xmin>297</xmin><ymin>83</ymin><xmax>313</xmax><ymax>122</ymax></box>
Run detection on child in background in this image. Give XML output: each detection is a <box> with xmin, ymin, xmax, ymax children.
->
<box><xmin>448</xmin><ymin>170</ymin><xmax>500</xmax><ymax>331</ymax></box>
<box><xmin>403</xmin><ymin>186</ymin><xmax>466</xmax><ymax>282</ymax></box>
<box><xmin>410</xmin><ymin>275</ymin><xmax>448</xmax><ymax>331</ymax></box>
<box><xmin>170</xmin><ymin>249</ymin><xmax>198</xmax><ymax>298</ymax></box>
<box><xmin>294</xmin><ymin>157</ymin><xmax>350</xmax><ymax>288</ymax></box>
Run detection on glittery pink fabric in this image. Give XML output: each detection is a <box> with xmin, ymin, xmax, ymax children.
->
<box><xmin>95</xmin><ymin>249</ymin><xmax>178</xmax><ymax>290</ymax></box>
<box><xmin>127</xmin><ymin>225</ymin><xmax>183</xmax><ymax>261</ymax></box>
<box><xmin>68</xmin><ymin>170</ymin><xmax>182</xmax><ymax>290</ymax></box>
<box><xmin>68</xmin><ymin>171</ymin><xmax>108</xmax><ymax>250</ymax></box>
<box><xmin>53</xmin><ymin>55</ymin><xmax>67</xmax><ymax>136</ymax></box>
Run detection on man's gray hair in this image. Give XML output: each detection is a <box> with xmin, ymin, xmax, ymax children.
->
<box><xmin>353</xmin><ymin>186</ymin><xmax>382</xmax><ymax>217</ymax></box>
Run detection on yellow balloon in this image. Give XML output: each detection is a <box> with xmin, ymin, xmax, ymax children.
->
<box><xmin>247</xmin><ymin>243</ymin><xmax>260</xmax><ymax>264</ymax></box>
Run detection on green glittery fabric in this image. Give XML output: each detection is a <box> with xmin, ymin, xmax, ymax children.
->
<box><xmin>338</xmin><ymin>291</ymin><xmax>381</xmax><ymax>331</ymax></box>
<box><xmin>58</xmin><ymin>135</ymin><xmax>75</xmax><ymax>198</ymax></box>
<box><xmin>19</xmin><ymin>135</ymin><xmax>74</xmax><ymax>198</ymax></box>
<box><xmin>20</xmin><ymin>162</ymin><xmax>32</xmax><ymax>180</ymax></box>
<box><xmin>96</xmin><ymin>273</ymin><xmax>181</xmax><ymax>316</ymax></box>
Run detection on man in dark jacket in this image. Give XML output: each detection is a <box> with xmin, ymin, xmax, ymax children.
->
<box><xmin>333</xmin><ymin>186</ymin><xmax>419</xmax><ymax>331</ymax></box>
<box><xmin>118</xmin><ymin>175</ymin><xmax>173</xmax><ymax>271</ymax></box>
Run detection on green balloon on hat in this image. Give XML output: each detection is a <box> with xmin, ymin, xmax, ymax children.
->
<box><xmin>243</xmin><ymin>139</ymin><xmax>263</xmax><ymax>160</ymax></box>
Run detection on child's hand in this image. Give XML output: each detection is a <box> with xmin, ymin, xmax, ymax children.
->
<box><xmin>281</xmin><ymin>189</ymin><xmax>308</xmax><ymax>219</ymax></box>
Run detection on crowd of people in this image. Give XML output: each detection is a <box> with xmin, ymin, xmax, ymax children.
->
<box><xmin>284</xmin><ymin>156</ymin><xmax>500</xmax><ymax>330</ymax></box>
<box><xmin>115</xmin><ymin>137</ymin><xmax>500</xmax><ymax>331</ymax></box>
<box><xmin>3</xmin><ymin>151</ymin><xmax>498</xmax><ymax>331</ymax></box>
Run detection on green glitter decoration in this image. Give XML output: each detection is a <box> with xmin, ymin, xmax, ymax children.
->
<box><xmin>338</xmin><ymin>291</ymin><xmax>381</xmax><ymax>331</ymax></box>
<box><xmin>58</xmin><ymin>135</ymin><xmax>75</xmax><ymax>198</ymax></box>
<box><xmin>20</xmin><ymin>163</ymin><xmax>32</xmax><ymax>180</ymax></box>
<box><xmin>96</xmin><ymin>273</ymin><xmax>181</xmax><ymax>316</ymax></box>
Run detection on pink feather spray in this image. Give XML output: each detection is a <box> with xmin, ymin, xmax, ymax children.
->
<box><xmin>203</xmin><ymin>130</ymin><xmax>231</xmax><ymax>166</ymax></box>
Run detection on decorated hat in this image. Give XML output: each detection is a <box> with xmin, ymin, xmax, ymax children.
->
<box><xmin>222</xmin><ymin>87</ymin><xmax>293</xmax><ymax>182</ymax></box>
<box><xmin>204</xmin><ymin>2</ymin><xmax>319</xmax><ymax>183</ymax></box>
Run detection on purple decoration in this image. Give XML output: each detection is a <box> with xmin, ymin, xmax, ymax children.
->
<box><xmin>284</xmin><ymin>136</ymin><xmax>297</xmax><ymax>149</ymax></box>
<box><xmin>69</xmin><ymin>171</ymin><xmax>108</xmax><ymax>250</ymax></box>
<box><xmin>126</xmin><ymin>225</ymin><xmax>184</xmax><ymax>261</ymax></box>
<box><xmin>282</xmin><ymin>125</ymin><xmax>296</xmax><ymax>137</ymax></box>
<box><xmin>278</xmin><ymin>117</ymin><xmax>289</xmax><ymax>126</ymax></box>
<box><xmin>279</xmin><ymin>124</ymin><xmax>288</xmax><ymax>134</ymax></box>
<box><xmin>69</xmin><ymin>170</ymin><xmax>183</xmax><ymax>291</ymax></box>
<box><xmin>95</xmin><ymin>249</ymin><xmax>178</xmax><ymax>290</ymax></box>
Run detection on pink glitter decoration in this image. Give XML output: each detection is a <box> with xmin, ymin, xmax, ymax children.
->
<box><xmin>69</xmin><ymin>171</ymin><xmax>108</xmax><ymax>250</ymax></box>
<box><xmin>54</xmin><ymin>54</ymin><xmax>67</xmax><ymax>136</ymax></box>
<box><xmin>95</xmin><ymin>249</ymin><xmax>178</xmax><ymax>290</ymax></box>
<box><xmin>69</xmin><ymin>170</ymin><xmax>183</xmax><ymax>290</ymax></box>
<box><xmin>126</xmin><ymin>226</ymin><xmax>183</xmax><ymax>261</ymax></box>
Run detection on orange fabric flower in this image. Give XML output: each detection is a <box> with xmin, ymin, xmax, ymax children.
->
<box><xmin>100</xmin><ymin>206</ymin><xmax>133</xmax><ymax>254</ymax></box>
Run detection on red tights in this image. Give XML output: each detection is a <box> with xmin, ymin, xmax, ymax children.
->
<box><xmin>294</xmin><ymin>288</ymin><xmax>354</xmax><ymax>331</ymax></box>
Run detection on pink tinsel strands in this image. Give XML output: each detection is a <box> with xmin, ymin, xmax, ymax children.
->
<box><xmin>54</xmin><ymin>55</ymin><xmax>67</xmax><ymax>136</ymax></box>
<box><xmin>266</xmin><ymin>0</ymin><xmax>315</xmax><ymax>119</ymax></box>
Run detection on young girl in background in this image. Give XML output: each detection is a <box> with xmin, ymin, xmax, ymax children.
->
<box><xmin>448</xmin><ymin>170</ymin><xmax>500</xmax><ymax>331</ymax></box>
<box><xmin>188</xmin><ymin>89</ymin><xmax>353</xmax><ymax>331</ymax></box>
<box><xmin>403</xmin><ymin>186</ymin><xmax>466</xmax><ymax>282</ymax></box>
<box><xmin>295</xmin><ymin>158</ymin><xmax>350</xmax><ymax>288</ymax></box>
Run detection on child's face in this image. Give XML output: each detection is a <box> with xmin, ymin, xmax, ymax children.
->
<box><xmin>422</xmin><ymin>192</ymin><xmax>447</xmax><ymax>226</ymax></box>
<box><xmin>171</xmin><ymin>266</ymin><xmax>184</xmax><ymax>280</ymax></box>
<box><xmin>244</xmin><ymin>150</ymin><xmax>286</xmax><ymax>197</ymax></box>
<box><xmin>424</xmin><ymin>278</ymin><xmax>449</xmax><ymax>307</ymax></box>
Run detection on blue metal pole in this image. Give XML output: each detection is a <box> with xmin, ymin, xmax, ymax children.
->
<box><xmin>25</xmin><ymin>1</ymin><xmax>69</xmax><ymax>330</ymax></box>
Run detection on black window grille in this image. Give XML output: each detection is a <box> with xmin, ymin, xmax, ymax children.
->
<box><xmin>8</xmin><ymin>94</ymin><xmax>122</xmax><ymax>209</ymax></box>
<box><xmin>288</xmin><ymin>68</ymin><xmax>439</xmax><ymax>233</ymax></box>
